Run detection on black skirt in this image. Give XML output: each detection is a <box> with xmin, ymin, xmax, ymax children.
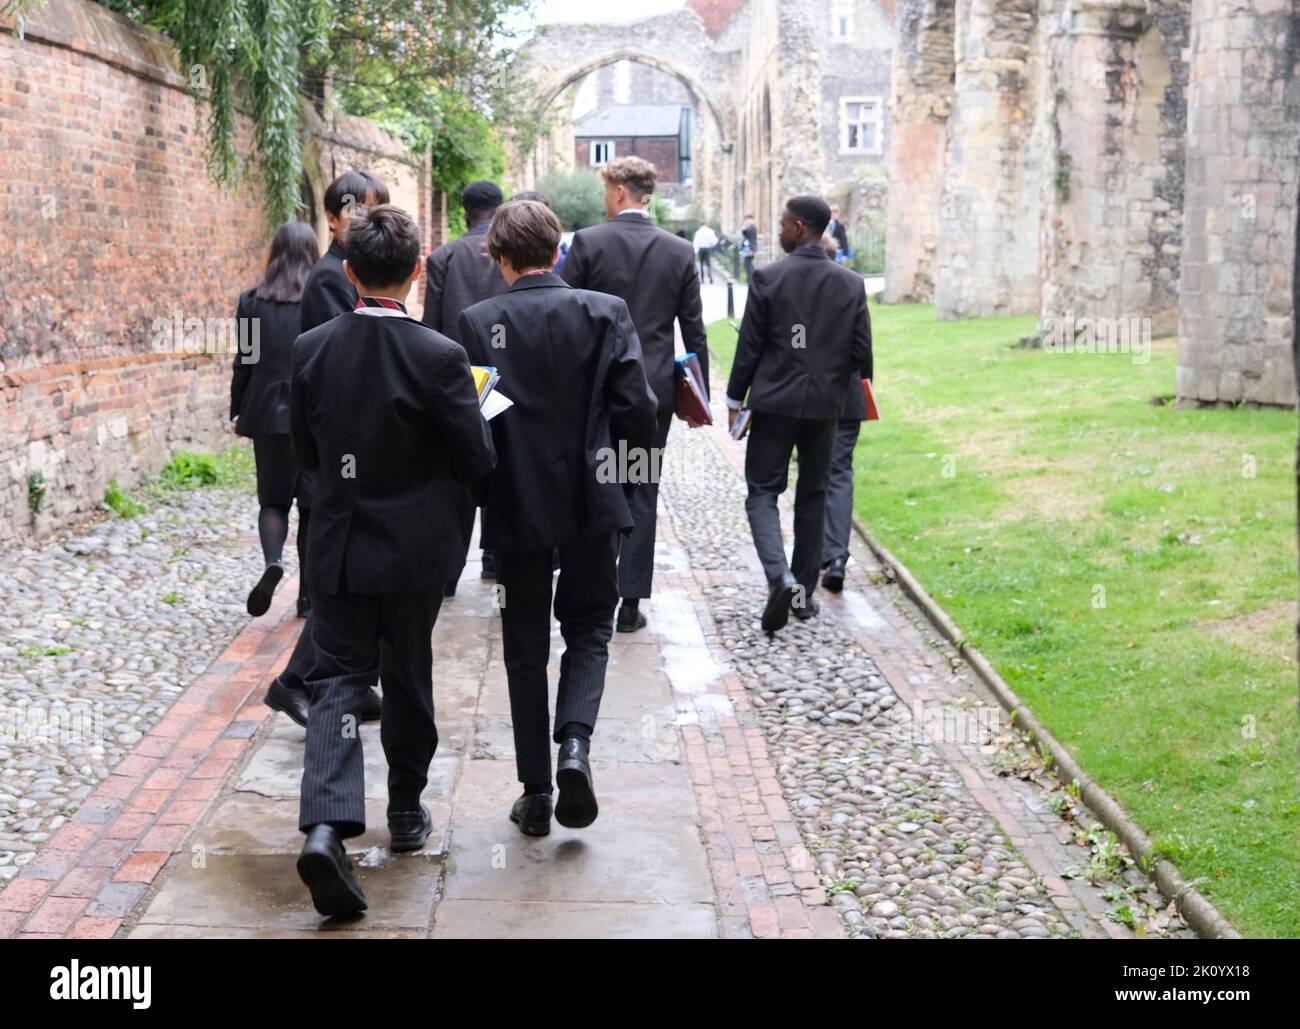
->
<box><xmin>252</xmin><ymin>435</ymin><xmax>302</xmax><ymax>509</ymax></box>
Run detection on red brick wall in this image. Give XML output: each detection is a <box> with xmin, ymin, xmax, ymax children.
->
<box><xmin>688</xmin><ymin>0</ymin><xmax>745</xmax><ymax>37</ymax></box>
<box><xmin>574</xmin><ymin>136</ymin><xmax>680</xmax><ymax>183</ymax></box>
<box><xmin>0</xmin><ymin>0</ymin><xmax>427</xmax><ymax>542</ymax></box>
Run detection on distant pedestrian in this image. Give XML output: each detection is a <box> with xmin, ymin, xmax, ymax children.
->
<box><xmin>693</xmin><ymin>222</ymin><xmax>718</xmax><ymax>283</ymax></box>
<box><xmin>740</xmin><ymin>214</ymin><xmax>758</xmax><ymax>281</ymax></box>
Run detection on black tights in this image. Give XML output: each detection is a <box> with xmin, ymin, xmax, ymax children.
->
<box><xmin>257</xmin><ymin>503</ymin><xmax>310</xmax><ymax>601</ymax></box>
<box><xmin>258</xmin><ymin>504</ymin><xmax>289</xmax><ymax>566</ymax></box>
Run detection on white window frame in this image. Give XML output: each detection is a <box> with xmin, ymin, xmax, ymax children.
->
<box><xmin>832</xmin><ymin>0</ymin><xmax>854</xmax><ymax>40</ymax></box>
<box><xmin>840</xmin><ymin>96</ymin><xmax>882</xmax><ymax>156</ymax></box>
<box><xmin>589</xmin><ymin>140</ymin><xmax>615</xmax><ymax>167</ymax></box>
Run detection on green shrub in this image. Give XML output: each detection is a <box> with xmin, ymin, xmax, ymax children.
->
<box><xmin>103</xmin><ymin>479</ymin><xmax>144</xmax><ymax>518</ymax></box>
<box><xmin>161</xmin><ymin>451</ymin><xmax>221</xmax><ymax>489</ymax></box>
<box><xmin>537</xmin><ymin>168</ymin><xmax>606</xmax><ymax>230</ymax></box>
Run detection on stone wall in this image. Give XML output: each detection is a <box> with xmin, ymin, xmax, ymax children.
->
<box><xmin>1038</xmin><ymin>0</ymin><xmax>1188</xmax><ymax>338</ymax></box>
<box><xmin>886</xmin><ymin>0</ymin><xmax>1297</xmax><ymax>407</ymax></box>
<box><xmin>1175</xmin><ymin>0</ymin><xmax>1299</xmax><ymax>406</ymax></box>
<box><xmin>0</xmin><ymin>0</ymin><xmax>429</xmax><ymax>543</ymax></box>
<box><xmin>885</xmin><ymin>0</ymin><xmax>955</xmax><ymax>302</ymax></box>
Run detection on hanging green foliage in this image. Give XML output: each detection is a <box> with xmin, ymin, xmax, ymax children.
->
<box><xmin>4</xmin><ymin>1</ymin><xmax>530</xmax><ymax>228</ymax></box>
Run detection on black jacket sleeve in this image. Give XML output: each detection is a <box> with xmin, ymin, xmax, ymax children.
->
<box><xmin>290</xmin><ymin>336</ymin><xmax>319</xmax><ymax>473</ymax></box>
<box><xmin>421</xmin><ymin>248</ymin><xmax>448</xmax><ymax>333</ymax></box>
<box><xmin>854</xmin><ymin>288</ymin><xmax>873</xmax><ymax>382</ymax></box>
<box><xmin>605</xmin><ymin>302</ymin><xmax>659</xmax><ymax>454</ymax></box>
<box><xmin>433</xmin><ymin>343</ymin><xmax>496</xmax><ymax>489</ymax></box>
<box><xmin>676</xmin><ymin>251</ymin><xmax>710</xmax><ymax>398</ymax></box>
<box><xmin>230</xmin><ymin>293</ymin><xmax>254</xmax><ymax>422</ymax></box>
<box><xmin>726</xmin><ymin>272</ymin><xmax>768</xmax><ymax>405</ymax></box>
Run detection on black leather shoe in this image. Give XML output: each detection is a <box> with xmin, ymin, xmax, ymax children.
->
<box><xmin>296</xmin><ymin>596</ymin><xmax>311</xmax><ymax>618</ymax></box>
<box><xmin>791</xmin><ymin>593</ymin><xmax>820</xmax><ymax>621</ymax></box>
<box><xmin>555</xmin><ymin>737</ymin><xmax>598</xmax><ymax>829</ymax></box>
<box><xmin>616</xmin><ymin>602</ymin><xmax>647</xmax><ymax>633</ymax></box>
<box><xmin>761</xmin><ymin>572</ymin><xmax>797</xmax><ymax>634</ymax></box>
<box><xmin>509</xmin><ymin>793</ymin><xmax>553</xmax><ymax>837</ymax></box>
<box><xmin>297</xmin><ymin>824</ymin><xmax>367</xmax><ymax>917</ymax></box>
<box><xmin>247</xmin><ymin>562</ymin><xmax>284</xmax><ymax>617</ymax></box>
<box><xmin>388</xmin><ymin>804</ymin><xmax>433</xmax><ymax>852</ymax></box>
<box><xmin>361</xmin><ymin>686</ymin><xmax>382</xmax><ymax>722</ymax></box>
<box><xmin>822</xmin><ymin>557</ymin><xmax>847</xmax><ymax>593</ymax></box>
<box><xmin>263</xmin><ymin>676</ymin><xmax>309</xmax><ymax>727</ymax></box>
<box><xmin>480</xmin><ymin>550</ymin><xmax>497</xmax><ymax>581</ymax></box>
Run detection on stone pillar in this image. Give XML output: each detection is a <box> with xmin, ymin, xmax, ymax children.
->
<box><xmin>1037</xmin><ymin>0</ymin><xmax>1187</xmax><ymax>342</ymax></box>
<box><xmin>884</xmin><ymin>0</ymin><xmax>955</xmax><ymax>303</ymax></box>
<box><xmin>1176</xmin><ymin>0</ymin><xmax>1300</xmax><ymax>407</ymax></box>
<box><xmin>772</xmin><ymin>0</ymin><xmax>827</xmax><ymax>202</ymax></box>
<box><xmin>935</xmin><ymin>0</ymin><xmax>1043</xmax><ymax>319</ymax></box>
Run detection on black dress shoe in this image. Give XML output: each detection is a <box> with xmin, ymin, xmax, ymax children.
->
<box><xmin>509</xmin><ymin>793</ymin><xmax>553</xmax><ymax>837</ymax></box>
<box><xmin>361</xmin><ymin>686</ymin><xmax>382</xmax><ymax>722</ymax></box>
<box><xmin>297</xmin><ymin>824</ymin><xmax>367</xmax><ymax>917</ymax></box>
<box><xmin>822</xmin><ymin>557</ymin><xmax>846</xmax><ymax>593</ymax></box>
<box><xmin>263</xmin><ymin>676</ymin><xmax>310</xmax><ymax>727</ymax></box>
<box><xmin>480</xmin><ymin>550</ymin><xmax>497</xmax><ymax>581</ymax></box>
<box><xmin>791</xmin><ymin>593</ymin><xmax>820</xmax><ymax>621</ymax></box>
<box><xmin>616</xmin><ymin>602</ymin><xmax>647</xmax><ymax>633</ymax></box>
<box><xmin>247</xmin><ymin>562</ymin><xmax>285</xmax><ymax>617</ymax></box>
<box><xmin>388</xmin><ymin>804</ymin><xmax>433</xmax><ymax>852</ymax></box>
<box><xmin>761</xmin><ymin>572</ymin><xmax>797</xmax><ymax>634</ymax></box>
<box><xmin>296</xmin><ymin>596</ymin><xmax>311</xmax><ymax>618</ymax></box>
<box><xmin>554</xmin><ymin>737</ymin><xmax>598</xmax><ymax>829</ymax></box>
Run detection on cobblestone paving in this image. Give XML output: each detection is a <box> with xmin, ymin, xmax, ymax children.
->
<box><xmin>661</xmin><ymin>419</ymin><xmax>1192</xmax><ymax>939</ymax></box>
<box><xmin>0</xmin><ymin>487</ymin><xmax>263</xmax><ymax>880</ymax></box>
<box><xmin>0</xmin><ymin>410</ymin><xmax>1197</xmax><ymax>939</ymax></box>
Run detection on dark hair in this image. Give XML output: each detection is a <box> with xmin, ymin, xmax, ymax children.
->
<box><xmin>462</xmin><ymin>180</ymin><xmax>504</xmax><ymax>221</ymax></box>
<box><xmin>344</xmin><ymin>204</ymin><xmax>422</xmax><ymax>289</ymax></box>
<box><xmin>509</xmin><ymin>190</ymin><xmax>553</xmax><ymax>209</ymax></box>
<box><xmin>324</xmin><ymin>170</ymin><xmax>389</xmax><ymax>218</ymax></box>
<box><xmin>484</xmin><ymin>199</ymin><xmax>562</xmax><ymax>271</ymax></box>
<box><xmin>253</xmin><ymin>220</ymin><xmax>320</xmax><ymax>303</ymax></box>
<box><xmin>744</xmin><ymin>213</ymin><xmax>755</xmax><ymax>219</ymax></box>
<box><xmin>786</xmin><ymin>195</ymin><xmax>831</xmax><ymax>237</ymax></box>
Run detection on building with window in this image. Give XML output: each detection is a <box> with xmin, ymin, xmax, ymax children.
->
<box><xmin>572</xmin><ymin>104</ymin><xmax>694</xmax><ymax>190</ymax></box>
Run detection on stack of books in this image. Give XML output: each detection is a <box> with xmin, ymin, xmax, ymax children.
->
<box><xmin>471</xmin><ymin>366</ymin><xmax>513</xmax><ymax>421</ymax></box>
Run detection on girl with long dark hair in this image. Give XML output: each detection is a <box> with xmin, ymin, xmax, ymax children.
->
<box><xmin>230</xmin><ymin>220</ymin><xmax>320</xmax><ymax>617</ymax></box>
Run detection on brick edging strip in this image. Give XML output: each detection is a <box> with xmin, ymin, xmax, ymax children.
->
<box><xmin>850</xmin><ymin>517</ymin><xmax>1242</xmax><ymax>940</ymax></box>
<box><xmin>0</xmin><ymin>584</ymin><xmax>298</xmax><ymax>939</ymax></box>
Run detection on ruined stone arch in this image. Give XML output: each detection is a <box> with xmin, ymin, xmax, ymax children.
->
<box><xmin>510</xmin><ymin>12</ymin><xmax>739</xmax><ymax>226</ymax></box>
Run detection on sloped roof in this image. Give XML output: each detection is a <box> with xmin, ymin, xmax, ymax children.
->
<box><xmin>574</xmin><ymin>104</ymin><xmax>685</xmax><ymax>138</ymax></box>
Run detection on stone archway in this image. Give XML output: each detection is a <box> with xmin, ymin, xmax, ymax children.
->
<box><xmin>510</xmin><ymin>10</ymin><xmax>738</xmax><ymax>226</ymax></box>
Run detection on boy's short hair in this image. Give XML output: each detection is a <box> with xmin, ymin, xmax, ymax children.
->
<box><xmin>461</xmin><ymin>180</ymin><xmax>504</xmax><ymax>218</ymax></box>
<box><xmin>344</xmin><ymin>204</ymin><xmax>421</xmax><ymax>289</ymax></box>
<box><xmin>324</xmin><ymin>170</ymin><xmax>390</xmax><ymax>218</ymax></box>
<box><xmin>509</xmin><ymin>190</ymin><xmax>553</xmax><ymax>209</ymax></box>
<box><xmin>600</xmin><ymin>156</ymin><xmax>657</xmax><ymax>206</ymax></box>
<box><xmin>484</xmin><ymin>200</ymin><xmax>562</xmax><ymax>271</ymax></box>
<box><xmin>786</xmin><ymin>194</ymin><xmax>832</xmax><ymax>237</ymax></box>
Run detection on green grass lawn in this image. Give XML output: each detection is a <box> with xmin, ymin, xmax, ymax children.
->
<box><xmin>707</xmin><ymin>306</ymin><xmax>1300</xmax><ymax>937</ymax></box>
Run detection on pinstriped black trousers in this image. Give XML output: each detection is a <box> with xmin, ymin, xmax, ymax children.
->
<box><xmin>298</xmin><ymin>584</ymin><xmax>443</xmax><ymax>838</ymax></box>
<box><xmin>496</xmin><ymin>532</ymin><xmax>619</xmax><ymax>786</ymax></box>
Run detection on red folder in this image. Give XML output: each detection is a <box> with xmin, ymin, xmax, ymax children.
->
<box><xmin>674</xmin><ymin>354</ymin><xmax>713</xmax><ymax>425</ymax></box>
<box><xmin>863</xmin><ymin>378</ymin><xmax>880</xmax><ymax>421</ymax></box>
